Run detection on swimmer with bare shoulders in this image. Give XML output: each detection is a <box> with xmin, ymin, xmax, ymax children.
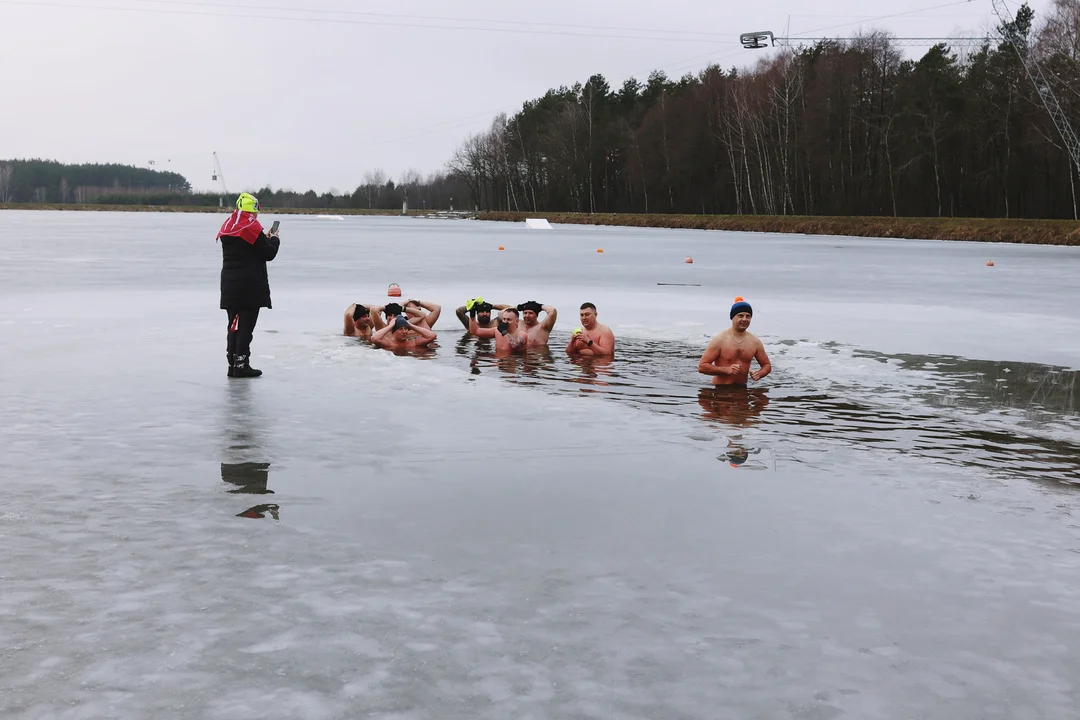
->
<box><xmin>381</xmin><ymin>302</ymin><xmax>406</xmax><ymax>326</ymax></box>
<box><xmin>698</xmin><ymin>298</ymin><xmax>772</xmax><ymax>387</ymax></box>
<box><xmin>565</xmin><ymin>302</ymin><xmax>615</xmax><ymax>357</ymax></box>
<box><xmin>344</xmin><ymin>303</ymin><xmax>387</xmax><ymax>339</ymax></box>
<box><xmin>455</xmin><ymin>298</ymin><xmax>510</xmax><ymax>330</ymax></box>
<box><xmin>517</xmin><ymin>300</ymin><xmax>558</xmax><ymax>347</ymax></box>
<box><xmin>371</xmin><ymin>315</ymin><xmax>438</xmax><ymax>351</ymax></box>
<box><xmin>402</xmin><ymin>298</ymin><xmax>442</xmax><ymax>329</ymax></box>
<box><xmin>469</xmin><ymin>306</ymin><xmax>528</xmax><ymax>354</ymax></box>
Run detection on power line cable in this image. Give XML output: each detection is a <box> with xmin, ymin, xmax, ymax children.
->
<box><xmin>129</xmin><ymin>0</ymin><xmax>735</xmax><ymax>39</ymax></box>
<box><xmin>787</xmin><ymin>0</ymin><xmax>979</xmax><ymax>37</ymax></box>
<box><xmin>0</xmin><ymin>0</ymin><xmax>742</xmax><ymax>44</ymax></box>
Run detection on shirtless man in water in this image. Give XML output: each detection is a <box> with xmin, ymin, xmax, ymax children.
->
<box><xmin>469</xmin><ymin>306</ymin><xmax>528</xmax><ymax>354</ymax></box>
<box><xmin>517</xmin><ymin>301</ymin><xmax>558</xmax><ymax>347</ymax></box>
<box><xmin>382</xmin><ymin>299</ymin><xmax>441</xmax><ymax>330</ymax></box>
<box><xmin>343</xmin><ymin>303</ymin><xmax>387</xmax><ymax>339</ymax></box>
<box><xmin>565</xmin><ymin>302</ymin><xmax>615</xmax><ymax>357</ymax></box>
<box><xmin>455</xmin><ymin>298</ymin><xmax>510</xmax><ymax>330</ymax></box>
<box><xmin>698</xmin><ymin>298</ymin><xmax>772</xmax><ymax>386</ymax></box>
<box><xmin>372</xmin><ymin>315</ymin><xmax>438</xmax><ymax>351</ymax></box>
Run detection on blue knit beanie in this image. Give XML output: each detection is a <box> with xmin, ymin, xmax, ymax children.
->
<box><xmin>730</xmin><ymin>297</ymin><xmax>753</xmax><ymax>319</ymax></box>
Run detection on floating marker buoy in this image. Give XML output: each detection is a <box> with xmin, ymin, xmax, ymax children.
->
<box><xmin>986</xmin><ymin>260</ymin><xmax>995</xmax><ymax>267</ymax></box>
<box><xmin>387</xmin><ymin>283</ymin><xmax>402</xmax><ymax>297</ymax></box>
<box><xmin>498</xmin><ymin>246</ymin><xmax>505</xmax><ymax>251</ymax></box>
<box><xmin>685</xmin><ymin>256</ymin><xmax>694</xmax><ymax>264</ymax></box>
<box><xmin>597</xmin><ymin>248</ymin><xmax>604</xmax><ymax>253</ymax></box>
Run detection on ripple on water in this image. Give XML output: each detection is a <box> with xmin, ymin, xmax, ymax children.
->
<box><xmin>358</xmin><ymin>331</ymin><xmax>1080</xmax><ymax>488</ymax></box>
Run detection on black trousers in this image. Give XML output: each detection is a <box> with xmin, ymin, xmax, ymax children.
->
<box><xmin>225</xmin><ymin>307</ymin><xmax>260</xmax><ymax>359</ymax></box>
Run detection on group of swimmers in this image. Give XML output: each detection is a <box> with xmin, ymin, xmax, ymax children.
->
<box><xmin>343</xmin><ymin>296</ymin><xmax>772</xmax><ymax>387</ymax></box>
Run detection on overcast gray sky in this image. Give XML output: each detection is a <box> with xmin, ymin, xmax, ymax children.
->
<box><xmin>0</xmin><ymin>0</ymin><xmax>1055</xmax><ymax>193</ymax></box>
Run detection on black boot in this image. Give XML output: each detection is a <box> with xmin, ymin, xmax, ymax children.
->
<box><xmin>227</xmin><ymin>352</ymin><xmax>236</xmax><ymax>377</ymax></box>
<box><xmin>230</xmin><ymin>354</ymin><xmax>263</xmax><ymax>378</ymax></box>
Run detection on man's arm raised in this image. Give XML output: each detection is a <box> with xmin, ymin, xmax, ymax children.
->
<box><xmin>541</xmin><ymin>305</ymin><xmax>558</xmax><ymax>332</ymax></box>
<box><xmin>411</xmin><ymin>300</ymin><xmax>442</xmax><ymax>328</ymax></box>
<box><xmin>409</xmin><ymin>322</ymin><xmax>438</xmax><ymax>347</ymax></box>
<box><xmin>455</xmin><ymin>305</ymin><xmax>471</xmax><ymax>329</ymax></box>
<box><xmin>344</xmin><ymin>306</ymin><xmax>357</xmax><ymax>336</ymax></box>
<box><xmin>369</xmin><ymin>305</ymin><xmax>387</xmax><ymax>331</ymax></box>
<box><xmin>370</xmin><ymin>324</ymin><xmax>394</xmax><ymax>347</ymax></box>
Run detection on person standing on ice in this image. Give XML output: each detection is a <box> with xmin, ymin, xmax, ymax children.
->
<box><xmin>217</xmin><ymin>192</ymin><xmax>280</xmax><ymax>378</ymax></box>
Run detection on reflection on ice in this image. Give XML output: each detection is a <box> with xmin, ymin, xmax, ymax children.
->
<box><xmin>222</xmin><ymin>462</ymin><xmax>274</xmax><ymax>495</ymax></box>
<box><xmin>722</xmin><ymin>438</ymin><xmax>766</xmax><ymax>470</ymax></box>
<box><xmin>236</xmin><ymin>503</ymin><xmax>280</xmax><ymax>520</ymax></box>
<box><xmin>698</xmin><ymin>386</ymin><xmax>771</xmax><ymax>428</ymax></box>
<box><xmin>4</xmin><ymin>212</ymin><xmax>1080</xmax><ymax>718</ymax></box>
<box><xmin>409</xmin><ymin>330</ymin><xmax>1080</xmax><ymax>486</ymax></box>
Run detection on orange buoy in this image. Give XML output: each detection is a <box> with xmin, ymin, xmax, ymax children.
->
<box><xmin>498</xmin><ymin>246</ymin><xmax>505</xmax><ymax>251</ymax></box>
<box><xmin>387</xmin><ymin>283</ymin><xmax>402</xmax><ymax>297</ymax></box>
<box><xmin>684</xmin><ymin>256</ymin><xmax>693</xmax><ymax>264</ymax></box>
<box><xmin>597</xmin><ymin>248</ymin><xmax>604</xmax><ymax>253</ymax></box>
<box><xmin>986</xmin><ymin>260</ymin><xmax>995</xmax><ymax>267</ymax></box>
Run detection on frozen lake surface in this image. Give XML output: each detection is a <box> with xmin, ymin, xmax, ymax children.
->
<box><xmin>2</xmin><ymin>211</ymin><xmax>1079</xmax><ymax>719</ymax></box>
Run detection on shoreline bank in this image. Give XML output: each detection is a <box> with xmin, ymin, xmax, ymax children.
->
<box><xmin>0</xmin><ymin>203</ymin><xmax>412</xmax><ymax>216</ymax></box>
<box><xmin>476</xmin><ymin>211</ymin><xmax>1080</xmax><ymax>246</ymax></box>
<box><xmin>4</xmin><ymin>204</ymin><xmax>1078</xmax><ymax>245</ymax></box>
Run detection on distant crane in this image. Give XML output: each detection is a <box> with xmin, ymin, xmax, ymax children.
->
<box><xmin>212</xmin><ymin>152</ymin><xmax>228</xmax><ymax>207</ymax></box>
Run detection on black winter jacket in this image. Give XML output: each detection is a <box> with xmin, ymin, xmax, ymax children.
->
<box><xmin>219</xmin><ymin>232</ymin><xmax>280</xmax><ymax>309</ymax></box>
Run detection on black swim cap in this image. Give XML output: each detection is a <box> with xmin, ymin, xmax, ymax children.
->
<box><xmin>519</xmin><ymin>301</ymin><xmax>543</xmax><ymax>314</ymax></box>
<box><xmin>476</xmin><ymin>302</ymin><xmax>493</xmax><ymax>313</ymax></box>
<box><xmin>352</xmin><ymin>304</ymin><xmax>369</xmax><ymax>321</ymax></box>
<box><xmin>384</xmin><ymin>303</ymin><xmax>403</xmax><ymax>317</ymax></box>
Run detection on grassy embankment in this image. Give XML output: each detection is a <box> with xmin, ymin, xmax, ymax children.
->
<box><xmin>477</xmin><ymin>211</ymin><xmax>1080</xmax><ymax>246</ymax></box>
<box><xmin>5</xmin><ymin>204</ymin><xmax>1078</xmax><ymax>245</ymax></box>
<box><xmin>0</xmin><ymin>203</ymin><xmax>413</xmax><ymax>216</ymax></box>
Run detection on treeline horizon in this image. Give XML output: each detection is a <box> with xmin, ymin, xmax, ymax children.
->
<box><xmin>5</xmin><ymin>1</ymin><xmax>1079</xmax><ymax>220</ymax></box>
<box><xmin>0</xmin><ymin>159</ymin><xmax>474</xmax><ymax>212</ymax></box>
<box><xmin>446</xmin><ymin>0</ymin><xmax>1080</xmax><ymax>220</ymax></box>
<box><xmin>0</xmin><ymin>159</ymin><xmax>191</xmax><ymax>204</ymax></box>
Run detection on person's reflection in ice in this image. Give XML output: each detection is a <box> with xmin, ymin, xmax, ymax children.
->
<box><xmin>222</xmin><ymin>382</ymin><xmax>277</xmax><ymax>515</ymax></box>
<box><xmin>221</xmin><ymin>461</ymin><xmax>273</xmax><ymax>494</ymax></box>
<box><xmin>457</xmin><ymin>333</ymin><xmax>488</xmax><ymax>376</ymax></box>
<box><xmin>697</xmin><ymin>386</ymin><xmax>770</xmax><ymax>467</ymax></box>
<box><xmin>722</xmin><ymin>438</ymin><xmax>762</xmax><ymax>469</ymax></box>
<box><xmin>519</xmin><ymin>347</ymin><xmax>556</xmax><ymax>384</ymax></box>
<box><xmin>568</xmin><ymin>355</ymin><xmax>615</xmax><ymax>391</ymax></box>
<box><xmin>236</xmin><ymin>503</ymin><xmax>280</xmax><ymax>520</ymax></box>
<box><xmin>495</xmin><ymin>353</ymin><xmax>526</xmax><ymax>377</ymax></box>
<box><xmin>697</xmin><ymin>386</ymin><xmax>770</xmax><ymax>428</ymax></box>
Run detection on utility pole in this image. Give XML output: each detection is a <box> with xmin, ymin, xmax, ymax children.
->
<box><xmin>739</xmin><ymin>0</ymin><xmax>1080</xmax><ymax>200</ymax></box>
<box><xmin>990</xmin><ymin>0</ymin><xmax>1080</xmax><ymax>195</ymax></box>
